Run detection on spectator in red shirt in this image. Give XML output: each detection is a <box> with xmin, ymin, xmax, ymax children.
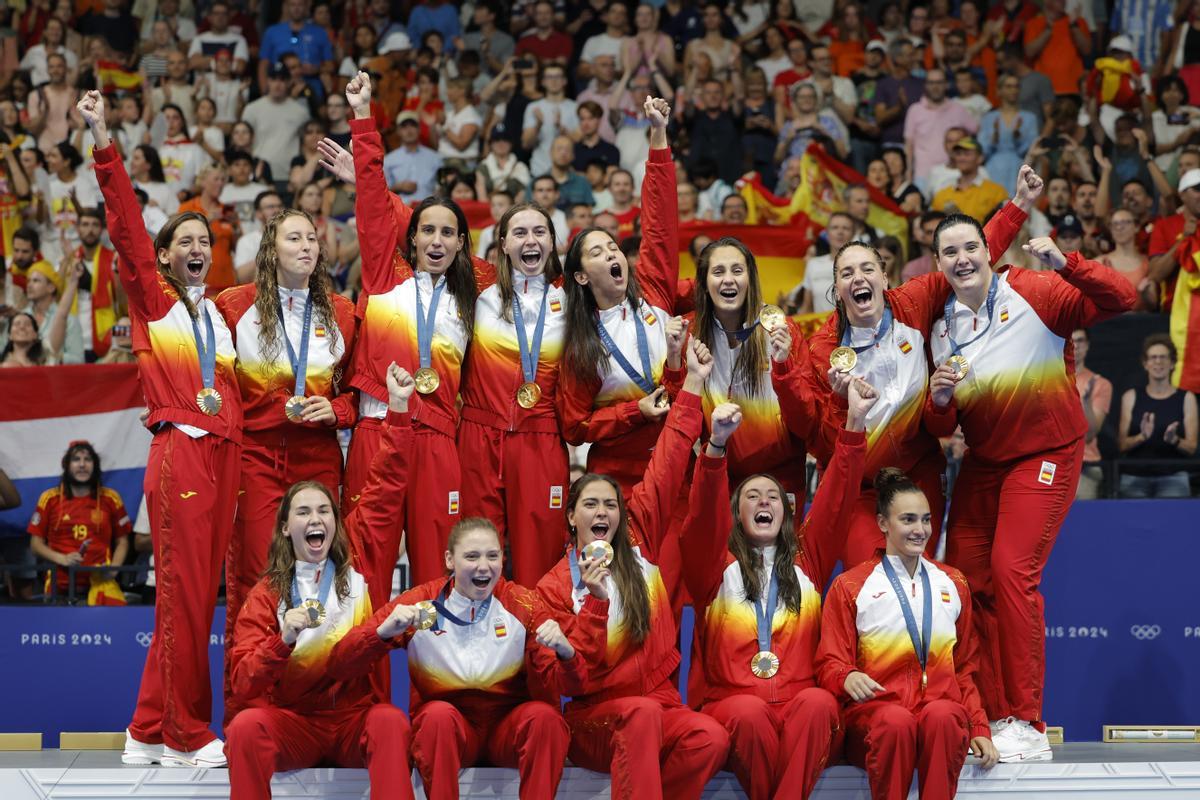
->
<box><xmin>515</xmin><ymin>1</ymin><xmax>573</xmax><ymax>67</ymax></box>
<box><xmin>27</xmin><ymin>441</ymin><xmax>131</xmax><ymax>602</ymax></box>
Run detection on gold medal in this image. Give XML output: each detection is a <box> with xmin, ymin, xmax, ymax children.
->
<box><xmin>829</xmin><ymin>346</ymin><xmax>857</xmax><ymax>373</ymax></box>
<box><xmin>946</xmin><ymin>354</ymin><xmax>969</xmax><ymax>380</ymax></box>
<box><xmin>582</xmin><ymin>539</ymin><xmax>614</xmax><ymax>567</ymax></box>
<box><xmin>654</xmin><ymin>387</ymin><xmax>670</xmax><ymax>409</ymax></box>
<box><xmin>284</xmin><ymin>395</ymin><xmax>307</xmax><ymax>422</ymax></box>
<box><xmin>758</xmin><ymin>304</ymin><xmax>786</xmax><ymax>332</ymax></box>
<box><xmin>414</xmin><ymin>367</ymin><xmax>440</xmax><ymax>395</ymax></box>
<box><xmin>750</xmin><ymin>650</ymin><xmax>780</xmax><ymax>679</ymax></box>
<box><xmin>516</xmin><ymin>381</ymin><xmax>542</xmax><ymax>409</ymax></box>
<box><xmin>299</xmin><ymin>599</ymin><xmax>326</xmax><ymax>628</ymax></box>
<box><xmin>196</xmin><ymin>387</ymin><xmax>223</xmax><ymax>415</ymax></box>
<box><xmin>414</xmin><ymin>600</ymin><xmax>437</xmax><ymax>631</ymax></box>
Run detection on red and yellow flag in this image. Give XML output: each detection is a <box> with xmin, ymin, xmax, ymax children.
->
<box><xmin>787</xmin><ymin>143</ymin><xmax>910</xmax><ymax>248</ymax></box>
<box><xmin>1172</xmin><ymin>255</ymin><xmax>1200</xmax><ymax>393</ymax></box>
<box><xmin>677</xmin><ymin>221</ymin><xmax>814</xmax><ymax>314</ymax></box>
<box><xmin>96</xmin><ymin>60</ymin><xmax>142</xmax><ymax>93</ymax></box>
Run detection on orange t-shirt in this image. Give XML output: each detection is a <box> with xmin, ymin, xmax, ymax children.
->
<box><xmin>1024</xmin><ymin>16</ymin><xmax>1090</xmax><ymax>95</ymax></box>
<box><xmin>177</xmin><ymin>196</ymin><xmax>238</xmax><ymax>291</ymax></box>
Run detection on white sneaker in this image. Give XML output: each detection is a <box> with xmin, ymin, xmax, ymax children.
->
<box><xmin>989</xmin><ymin>716</ymin><xmax>1016</xmax><ymax>736</ymax></box>
<box><xmin>993</xmin><ymin>719</ymin><xmax>1053</xmax><ymax>763</ymax></box>
<box><xmin>161</xmin><ymin>738</ymin><xmax>227</xmax><ymax>768</ymax></box>
<box><xmin>121</xmin><ymin>729</ymin><xmax>162</xmax><ymax>765</ymax></box>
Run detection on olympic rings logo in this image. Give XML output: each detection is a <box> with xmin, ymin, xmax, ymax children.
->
<box><xmin>1130</xmin><ymin>625</ymin><xmax>1162</xmax><ymax>641</ymax></box>
<box><xmin>136</xmin><ymin>632</ymin><xmax>154</xmax><ymax>647</ymax></box>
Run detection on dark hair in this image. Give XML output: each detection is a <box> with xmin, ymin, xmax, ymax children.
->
<box><xmin>13</xmin><ymin>225</ymin><xmax>39</xmax><ymax>249</ymax></box>
<box><xmin>931</xmin><ymin>212</ymin><xmax>985</xmax><ymax>257</ymax></box>
<box><xmin>264</xmin><ymin>481</ymin><xmax>353</xmax><ymax>607</ymax></box>
<box><xmin>831</xmin><ymin>240</ymin><xmax>888</xmax><ymax>341</ymax></box>
<box><xmin>694</xmin><ymin>237</ymin><xmax>768</xmax><ymax>397</ymax></box>
<box><xmin>60</xmin><ymin>441</ymin><xmax>102</xmax><ymax>497</ymax></box>
<box><xmin>78</xmin><ymin>207</ymin><xmax>105</xmax><ymax>226</ymax></box>
<box><xmin>53</xmin><ymin>142</ymin><xmax>83</xmax><ymax>172</ymax></box>
<box><xmin>688</xmin><ymin>233</ymin><xmax>712</xmax><ymax>262</ymax></box>
<box><xmin>531</xmin><ymin>173</ymin><xmax>557</xmax><ymax>192</ymax></box>
<box><xmin>405</xmin><ymin>197</ymin><xmax>479</xmax><ymax>337</ymax></box>
<box><xmin>1142</xmin><ymin>332</ymin><xmax>1177</xmax><ymax>363</ymax></box>
<box><xmin>874</xmin><ymin>467</ymin><xmax>924</xmax><ymax>517</ymax></box>
<box><xmin>160</xmin><ymin>102</ymin><xmax>186</xmax><ymax>123</ymax></box>
<box><xmin>254</xmin><ymin>189</ymin><xmax>282</xmax><ymax>210</ymax></box>
<box><xmin>134</xmin><ymin>145</ymin><xmax>167</xmax><ymax>183</ymax></box>
<box><xmin>578</xmin><ymin>99</ymin><xmax>604</xmax><ymax>118</ymax></box>
<box><xmin>154</xmin><ymin>212</ymin><xmax>215</xmax><ymax>319</ymax></box>
<box><xmin>494</xmin><ymin>202</ymin><xmax>563</xmax><ymax>322</ymax></box>
<box><xmin>562</xmin><ymin>226</ymin><xmax>646</xmax><ymax>383</ymax></box>
<box><xmin>226</xmin><ymin>149</ymin><xmax>254</xmax><ymax>166</ymax></box>
<box><xmin>728</xmin><ymin>474</ymin><xmax>802</xmax><ymax>613</ymax></box>
<box><xmin>619</xmin><ymin>234</ymin><xmax>641</xmax><ymax>259</ymax></box>
<box><xmin>567</xmin><ymin>474</ymin><xmax>651</xmax><ymax>642</ymax></box>
<box><xmin>1156</xmin><ymin>75</ymin><xmax>1190</xmax><ymax>108</ymax></box>
<box><xmin>1</xmin><ymin>312</ymin><xmax>46</xmax><ymax>364</ymax></box>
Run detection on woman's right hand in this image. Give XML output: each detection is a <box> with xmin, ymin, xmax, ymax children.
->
<box><xmin>637</xmin><ymin>387</ymin><xmax>670</xmax><ymax>421</ymax></box>
<box><xmin>76</xmin><ymin>91</ymin><xmax>111</xmax><ymax>149</ymax></box>
<box><xmin>280</xmin><ymin>607</ymin><xmax>310</xmax><ymax>646</ymax></box>
<box><xmin>578</xmin><ymin>554</ymin><xmax>610</xmax><ymax>600</ymax></box>
<box><xmin>709</xmin><ymin>402</ymin><xmax>742</xmax><ymax>448</ymax></box>
<box><xmin>929</xmin><ymin>362</ymin><xmax>961</xmax><ymax>408</ymax></box>
<box><xmin>376</xmin><ymin>603</ymin><xmax>420</xmax><ymax>639</ymax></box>
<box><xmin>1138</xmin><ymin>411</ymin><xmax>1156</xmax><ymax>441</ymax></box>
<box><xmin>386</xmin><ymin>361</ymin><xmax>415</xmax><ymax>412</ymax></box>
<box><xmin>345</xmin><ymin>71</ymin><xmax>373</xmax><ymax>119</ymax></box>
<box><xmin>844</xmin><ymin>670</ymin><xmax>885</xmax><ymax>702</ymax></box>
<box><xmin>664</xmin><ymin>315</ymin><xmax>687</xmax><ymax>367</ymax></box>
<box><xmin>768</xmin><ymin>324</ymin><xmax>792</xmax><ymax>363</ymax></box>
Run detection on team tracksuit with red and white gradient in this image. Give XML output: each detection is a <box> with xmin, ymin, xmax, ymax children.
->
<box><xmin>330</xmin><ymin>575</ymin><xmax>600</xmax><ymax>800</ymax></box>
<box><xmin>458</xmin><ymin>272</ymin><xmax>571</xmax><ymax>586</ymax></box>
<box><xmin>797</xmin><ymin>202</ymin><xmax>1026</xmax><ymax>568</ymax></box>
<box><xmin>215</xmin><ymin>283</ymin><xmax>358</xmax><ymax>711</ymax></box>
<box><xmin>817</xmin><ymin>555</ymin><xmax>990</xmax><ymax>800</ymax></box>
<box><xmin>94</xmin><ymin>143</ymin><xmax>243</xmax><ymax>755</ymax></box>
<box><xmin>536</xmin><ymin>391</ymin><xmax>729</xmax><ymax>800</ymax></box>
<box><xmin>680</xmin><ymin>427</ymin><xmax>867</xmax><ymax>799</ymax></box>
<box><xmin>921</xmin><ymin>251</ymin><xmax>1135</xmax><ymax>726</ymax></box>
<box><xmin>224</xmin><ymin>413</ymin><xmax>416</xmax><ymax>800</ymax></box>
<box><xmin>342</xmin><ymin>116</ymin><xmax>496</xmax><ymax>591</ymax></box>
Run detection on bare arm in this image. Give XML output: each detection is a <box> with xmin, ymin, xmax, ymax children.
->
<box><xmin>1116</xmin><ymin>388</ymin><xmax>1140</xmax><ymax>453</ymax></box>
<box><xmin>0</xmin><ymin>469</ymin><xmax>19</xmax><ymax>509</ymax></box>
<box><xmin>1181</xmin><ymin>392</ymin><xmax>1199</xmax><ymax>457</ymax></box>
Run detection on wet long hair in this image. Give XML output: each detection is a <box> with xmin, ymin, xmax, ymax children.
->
<box><xmin>694</xmin><ymin>237</ymin><xmax>767</xmax><ymax>397</ymax></box>
<box><xmin>727</xmin><ymin>473</ymin><xmax>803</xmax><ymax>613</ymax></box>
<box><xmin>562</xmin><ymin>227</ymin><xmax>646</xmax><ymax>383</ymax></box>
<box><xmin>264</xmin><ymin>480</ymin><xmax>353</xmax><ymax>608</ymax></box>
<box><xmin>252</xmin><ymin>209</ymin><xmax>342</xmax><ymax>391</ymax></box>
<box><xmin>405</xmin><ymin>197</ymin><xmax>478</xmax><ymax>337</ymax></box>
<box><xmin>832</xmin><ymin>240</ymin><xmax>888</xmax><ymax>342</ymax></box>
<box><xmin>60</xmin><ymin>440</ymin><xmax>102</xmax><ymax>499</ymax></box>
<box><xmin>153</xmin><ymin>211</ymin><xmax>214</xmax><ymax>319</ymax></box>
<box><xmin>567</xmin><ymin>474</ymin><xmax>651</xmax><ymax>643</ymax></box>
<box><xmin>494</xmin><ymin>202</ymin><xmax>562</xmax><ymax>323</ymax></box>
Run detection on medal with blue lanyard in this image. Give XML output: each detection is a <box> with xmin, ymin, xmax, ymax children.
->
<box><xmin>750</xmin><ymin>568</ymin><xmax>782</xmax><ymax>678</ymax></box>
<box><xmin>413</xmin><ymin>276</ymin><xmax>447</xmax><ymax>395</ymax></box>
<box><xmin>278</xmin><ymin>295</ymin><xmax>314</xmax><ymax>423</ymax></box>
<box><xmin>595</xmin><ymin>304</ymin><xmax>667</xmax><ymax>407</ymax></box>
<box><xmin>942</xmin><ymin>274</ymin><xmax>999</xmax><ymax>380</ymax></box>
<box><xmin>430</xmin><ymin>581</ymin><xmax>493</xmax><ymax>632</ymax></box>
<box><xmin>513</xmin><ymin>283</ymin><xmax>550</xmax><ymax>409</ymax></box>
<box><xmin>716</xmin><ymin>304</ymin><xmax>787</xmax><ymax>343</ymax></box>
<box><xmin>568</xmin><ymin>541</ymin><xmax>615</xmax><ymax>592</ymax></box>
<box><xmin>829</xmin><ymin>306</ymin><xmax>894</xmax><ymax>373</ymax></box>
<box><xmin>192</xmin><ymin>305</ymin><xmax>222</xmax><ymax>415</ymax></box>
<box><xmin>292</xmin><ymin>559</ymin><xmax>335</xmax><ymax>628</ymax></box>
<box><xmin>880</xmin><ymin>556</ymin><xmax>933</xmax><ymax>694</ymax></box>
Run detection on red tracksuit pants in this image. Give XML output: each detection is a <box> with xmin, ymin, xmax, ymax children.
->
<box><xmin>129</xmin><ymin>427</ymin><xmax>239</xmax><ymax>751</ymax></box>
<box><xmin>565</xmin><ymin>681</ymin><xmax>730</xmax><ymax>800</ymax></box>
<box><xmin>945</xmin><ymin>439</ymin><xmax>1082</xmax><ymax>723</ymax></box>
<box><xmin>844</xmin><ymin>699</ymin><xmax>971</xmax><ymax>800</ymax></box>
<box><xmin>703</xmin><ymin>687</ymin><xmax>841</xmax><ymax>800</ymax></box>
<box><xmin>343</xmin><ymin>417</ymin><xmax>460</xmax><ymax>593</ymax></box>
<box><xmin>225</xmin><ymin>704</ymin><xmax>413</xmax><ymax>800</ymax></box>
<box><xmin>842</xmin><ymin>451</ymin><xmax>945</xmax><ymax>568</ymax></box>
<box><xmin>410</xmin><ymin>699</ymin><xmax>569</xmax><ymax>800</ymax></box>
<box><xmin>458</xmin><ymin>421</ymin><xmax>569</xmax><ymax>587</ymax></box>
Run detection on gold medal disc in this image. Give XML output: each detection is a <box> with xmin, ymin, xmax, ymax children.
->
<box><xmin>947</xmin><ymin>355</ymin><xmax>969</xmax><ymax>380</ymax></box>
<box><xmin>300</xmin><ymin>599</ymin><xmax>326</xmax><ymax>628</ymax></box>
<box><xmin>414</xmin><ymin>367</ymin><xmax>441</xmax><ymax>395</ymax></box>
<box><xmin>758</xmin><ymin>304</ymin><xmax>786</xmax><ymax>332</ymax></box>
<box><xmin>196</xmin><ymin>387</ymin><xmax>223</xmax><ymax>415</ymax></box>
<box><xmin>582</xmin><ymin>539</ymin><xmax>615</xmax><ymax>567</ymax></box>
<box><xmin>829</xmin><ymin>346</ymin><xmax>857</xmax><ymax>373</ymax></box>
<box><xmin>750</xmin><ymin>650</ymin><xmax>781</xmax><ymax>679</ymax></box>
<box><xmin>414</xmin><ymin>600</ymin><xmax>438</xmax><ymax>631</ymax></box>
<box><xmin>284</xmin><ymin>395</ymin><xmax>307</xmax><ymax>422</ymax></box>
<box><xmin>654</xmin><ymin>388</ymin><xmax>670</xmax><ymax>409</ymax></box>
<box><xmin>516</xmin><ymin>381</ymin><xmax>542</xmax><ymax>409</ymax></box>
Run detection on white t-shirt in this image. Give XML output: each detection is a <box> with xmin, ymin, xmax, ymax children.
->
<box><xmin>801</xmin><ymin>253</ymin><xmax>836</xmax><ymax>313</ymax></box>
<box><xmin>19</xmin><ymin>45</ymin><xmax>79</xmax><ymax>87</ymax></box>
<box><xmin>235</xmin><ymin>230</ymin><xmax>263</xmax><ymax>271</ymax></box>
<box><xmin>188</xmin><ymin>30</ymin><xmax>250</xmax><ymax>64</ymax></box>
<box><xmin>437</xmin><ymin>104</ymin><xmax>483</xmax><ymax>161</ymax></box>
<box><xmin>241</xmin><ymin>96</ymin><xmax>312</xmax><ymax>181</ymax></box>
<box><xmin>134</xmin><ymin>180</ymin><xmax>179</xmax><ymax>215</ymax></box>
<box><xmin>523</xmin><ymin>98</ymin><xmax>578</xmax><ymax>177</ymax></box>
<box><xmin>220</xmin><ymin>182</ymin><xmax>270</xmax><ymax>233</ymax></box>
<box><xmin>200</xmin><ymin>76</ymin><xmax>245</xmax><ymax>124</ymax></box>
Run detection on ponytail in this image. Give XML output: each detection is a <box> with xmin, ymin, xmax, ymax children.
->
<box><xmin>874</xmin><ymin>467</ymin><xmax>922</xmax><ymax>517</ymax></box>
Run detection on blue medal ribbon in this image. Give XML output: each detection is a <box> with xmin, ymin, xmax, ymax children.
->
<box><xmin>754</xmin><ymin>568</ymin><xmax>780</xmax><ymax>655</ymax></box>
<box><xmin>290</xmin><ymin>558</ymin><xmax>335</xmax><ymax>612</ymax></box>
<box><xmin>568</xmin><ymin>546</ymin><xmax>586</xmax><ymax>590</ymax></box>
<box><xmin>431</xmin><ymin>581</ymin><xmax>493</xmax><ymax>632</ymax></box>
<box><xmin>943</xmin><ymin>274</ymin><xmax>999</xmax><ymax>357</ymax></box>
<box><xmin>512</xmin><ymin>281</ymin><xmax>550</xmax><ymax>384</ymax></box>
<box><xmin>840</xmin><ymin>305</ymin><xmax>894</xmax><ymax>353</ymax></box>
<box><xmin>880</xmin><ymin>556</ymin><xmax>933</xmax><ymax>683</ymax></box>
<box><xmin>190</xmin><ymin>306</ymin><xmax>217</xmax><ymax>392</ymax></box>
<box><xmin>415</xmin><ymin>276</ymin><xmax>447</xmax><ymax>370</ymax></box>
<box><xmin>594</xmin><ymin>304</ymin><xmax>656</xmax><ymax>395</ymax></box>
<box><xmin>277</xmin><ymin>293</ymin><xmax>314</xmax><ymax>398</ymax></box>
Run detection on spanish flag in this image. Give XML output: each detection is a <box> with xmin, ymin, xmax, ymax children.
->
<box><xmin>787</xmin><ymin>143</ymin><xmax>910</xmax><ymax>249</ymax></box>
<box><xmin>88</xmin><ymin>568</ymin><xmax>127</xmax><ymax>606</ymax></box>
<box><xmin>96</xmin><ymin>60</ymin><xmax>142</xmax><ymax>93</ymax></box>
<box><xmin>1172</xmin><ymin>255</ymin><xmax>1200</xmax><ymax>392</ymax></box>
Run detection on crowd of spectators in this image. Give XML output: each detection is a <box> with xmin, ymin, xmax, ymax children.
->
<box><xmin>0</xmin><ymin>0</ymin><xmax>1199</xmax><ymax>600</ymax></box>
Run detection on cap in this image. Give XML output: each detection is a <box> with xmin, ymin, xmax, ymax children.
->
<box><xmin>951</xmin><ymin>135</ymin><xmax>981</xmax><ymax>151</ymax></box>
<box><xmin>866</xmin><ymin>39</ymin><xmax>888</xmax><ymax>54</ymax></box>
<box><xmin>266</xmin><ymin>63</ymin><xmax>289</xmax><ymax>80</ymax></box>
<box><xmin>1108</xmin><ymin>35</ymin><xmax>1135</xmax><ymax>54</ymax></box>
<box><xmin>26</xmin><ymin>261</ymin><xmax>63</xmax><ymax>294</ymax></box>
<box><xmin>379</xmin><ymin>30</ymin><xmax>413</xmax><ymax>55</ymax></box>
<box><xmin>1056</xmin><ymin>213</ymin><xmax>1084</xmax><ymax>238</ymax></box>
<box><xmin>489</xmin><ymin>123</ymin><xmax>512</xmax><ymax>143</ymax></box>
<box><xmin>396</xmin><ymin>110</ymin><xmax>419</xmax><ymax>126</ymax></box>
<box><xmin>1179</xmin><ymin>168</ymin><xmax>1200</xmax><ymax>193</ymax></box>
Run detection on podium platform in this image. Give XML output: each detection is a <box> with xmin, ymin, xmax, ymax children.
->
<box><xmin>2</xmin><ymin>745</ymin><xmax>1199</xmax><ymax>799</ymax></box>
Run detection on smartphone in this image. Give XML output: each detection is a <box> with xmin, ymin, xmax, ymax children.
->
<box><xmin>111</xmin><ymin>324</ymin><xmax>131</xmax><ymax>337</ymax></box>
<box><xmin>1168</xmin><ymin>113</ymin><xmax>1189</xmax><ymax>126</ymax></box>
<box><xmin>513</xmin><ymin>57</ymin><xmax>534</xmax><ymax>71</ymax></box>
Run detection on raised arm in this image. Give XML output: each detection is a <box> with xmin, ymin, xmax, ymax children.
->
<box><xmin>769</xmin><ymin>318</ymin><xmax>824</xmax><ymax>445</ymax></box>
<box><xmin>633</xmin><ymin>97</ymin><xmax>679</xmax><ymax>311</ymax></box>
<box><xmin>679</xmin><ymin>404</ymin><xmax>741</xmax><ymax>606</ymax></box>
<box><xmin>1024</xmin><ymin>243</ymin><xmax>1137</xmax><ymax>334</ymax></box>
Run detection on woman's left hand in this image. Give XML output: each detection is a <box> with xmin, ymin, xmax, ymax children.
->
<box><xmin>301</xmin><ymin>395</ymin><xmax>337</xmax><ymax>425</ymax></box>
<box><xmin>970</xmin><ymin>736</ymin><xmax>999</xmax><ymax>769</ymax></box>
<box><xmin>535</xmin><ymin>619</ymin><xmax>576</xmax><ymax>659</ymax></box>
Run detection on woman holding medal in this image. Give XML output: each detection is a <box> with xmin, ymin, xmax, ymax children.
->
<box><xmin>225</xmin><ymin>362</ymin><xmax>419</xmax><ymax>800</ymax></box>
<box><xmin>329</xmin><ymin>516</ymin><xmax>603</xmax><ymax>800</ymax></box>
<box><xmin>816</xmin><ymin>468</ymin><xmax>998</xmax><ymax>800</ymax></box>
<box><xmin>790</xmin><ymin>167</ymin><xmax>1039</xmax><ymax>568</ymax></box>
<box><xmin>79</xmin><ymin>90</ymin><xmax>241</xmax><ymax>768</ymax></box>
<box><xmin>922</xmin><ymin>220</ymin><xmax>1136</xmax><ymax>762</ymax></box>
<box><xmin>216</xmin><ymin>208</ymin><xmax>358</xmax><ymax>705</ymax></box>
<box><xmin>679</xmin><ymin>376</ymin><xmax>879</xmax><ymax>800</ymax></box>
<box><xmin>342</xmin><ymin>71</ymin><xmax>495</xmax><ymax>591</ymax></box>
<box><xmin>536</xmin><ymin>339</ymin><xmax>732</xmax><ymax>800</ymax></box>
<box><xmin>458</xmin><ymin>203</ymin><xmax>571</xmax><ymax>586</ymax></box>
